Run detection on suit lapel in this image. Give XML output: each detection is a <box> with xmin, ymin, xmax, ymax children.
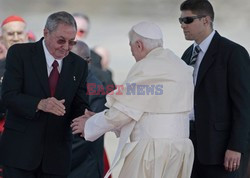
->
<box><xmin>55</xmin><ymin>54</ymin><xmax>74</xmax><ymax>98</ymax></box>
<box><xmin>31</xmin><ymin>38</ymin><xmax>50</xmax><ymax>96</ymax></box>
<box><xmin>182</xmin><ymin>45</ymin><xmax>193</xmax><ymax>65</ymax></box>
<box><xmin>195</xmin><ymin>32</ymin><xmax>220</xmax><ymax>90</ymax></box>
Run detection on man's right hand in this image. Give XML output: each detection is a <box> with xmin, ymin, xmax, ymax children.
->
<box><xmin>37</xmin><ymin>97</ymin><xmax>65</xmax><ymax>116</ymax></box>
<box><xmin>71</xmin><ymin>109</ymin><xmax>96</xmax><ymax>137</ymax></box>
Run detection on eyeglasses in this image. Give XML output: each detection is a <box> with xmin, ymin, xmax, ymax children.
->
<box><xmin>56</xmin><ymin>39</ymin><xmax>77</xmax><ymax>46</ymax></box>
<box><xmin>178</xmin><ymin>15</ymin><xmax>206</xmax><ymax>24</ymax></box>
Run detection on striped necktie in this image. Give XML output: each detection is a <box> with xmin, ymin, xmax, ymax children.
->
<box><xmin>189</xmin><ymin>45</ymin><xmax>201</xmax><ymax>66</ymax></box>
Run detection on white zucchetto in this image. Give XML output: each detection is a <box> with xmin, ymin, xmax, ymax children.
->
<box><xmin>132</xmin><ymin>21</ymin><xmax>163</xmax><ymax>40</ymax></box>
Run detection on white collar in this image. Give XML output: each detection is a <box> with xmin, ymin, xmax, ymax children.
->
<box><xmin>194</xmin><ymin>30</ymin><xmax>215</xmax><ymax>53</ymax></box>
<box><xmin>42</xmin><ymin>39</ymin><xmax>63</xmax><ymax>68</ymax></box>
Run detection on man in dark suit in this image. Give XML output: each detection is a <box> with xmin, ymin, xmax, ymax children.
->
<box><xmin>0</xmin><ymin>15</ymin><xmax>29</xmax><ymax>178</ymax></box>
<box><xmin>73</xmin><ymin>13</ymin><xmax>113</xmax><ymax>177</ymax></box>
<box><xmin>0</xmin><ymin>15</ymin><xmax>29</xmax><ymax>133</ymax></box>
<box><xmin>179</xmin><ymin>0</ymin><xmax>250</xmax><ymax>178</ymax></box>
<box><xmin>0</xmin><ymin>11</ymin><xmax>89</xmax><ymax>178</ymax></box>
<box><xmin>69</xmin><ymin>40</ymin><xmax>106</xmax><ymax>178</ymax></box>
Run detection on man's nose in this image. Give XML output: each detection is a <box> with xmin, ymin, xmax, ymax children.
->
<box><xmin>13</xmin><ymin>32</ymin><xmax>19</xmax><ymax>40</ymax></box>
<box><xmin>62</xmin><ymin>42</ymin><xmax>70</xmax><ymax>50</ymax></box>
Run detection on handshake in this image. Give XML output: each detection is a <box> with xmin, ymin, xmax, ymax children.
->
<box><xmin>71</xmin><ymin>109</ymin><xmax>95</xmax><ymax>137</ymax></box>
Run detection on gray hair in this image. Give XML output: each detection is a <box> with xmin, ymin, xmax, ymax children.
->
<box><xmin>128</xmin><ymin>29</ymin><xmax>163</xmax><ymax>50</ymax></box>
<box><xmin>71</xmin><ymin>40</ymin><xmax>90</xmax><ymax>58</ymax></box>
<box><xmin>45</xmin><ymin>11</ymin><xmax>77</xmax><ymax>32</ymax></box>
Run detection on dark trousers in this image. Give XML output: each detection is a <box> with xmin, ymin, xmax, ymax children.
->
<box><xmin>190</xmin><ymin>121</ymin><xmax>239</xmax><ymax>178</ymax></box>
<box><xmin>3</xmin><ymin>165</ymin><xmax>67</xmax><ymax>178</ymax></box>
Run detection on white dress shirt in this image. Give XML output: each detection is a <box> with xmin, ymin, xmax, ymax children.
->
<box><xmin>42</xmin><ymin>40</ymin><xmax>63</xmax><ymax>76</ymax></box>
<box><xmin>189</xmin><ymin>30</ymin><xmax>215</xmax><ymax>121</ymax></box>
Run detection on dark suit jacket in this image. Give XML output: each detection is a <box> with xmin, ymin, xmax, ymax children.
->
<box><xmin>89</xmin><ymin>50</ymin><xmax>116</xmax><ymax>90</ymax></box>
<box><xmin>182</xmin><ymin>31</ymin><xmax>250</xmax><ymax>165</ymax></box>
<box><xmin>0</xmin><ymin>38</ymin><xmax>89</xmax><ymax>175</ymax></box>
<box><xmin>69</xmin><ymin>70</ymin><xmax>106</xmax><ymax>178</ymax></box>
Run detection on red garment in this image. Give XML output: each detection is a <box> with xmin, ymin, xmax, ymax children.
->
<box><xmin>103</xmin><ymin>149</ymin><xmax>112</xmax><ymax>178</ymax></box>
<box><xmin>48</xmin><ymin>60</ymin><xmax>59</xmax><ymax>97</ymax></box>
<box><xmin>1</xmin><ymin>15</ymin><xmax>25</xmax><ymax>27</ymax></box>
<box><xmin>0</xmin><ymin>118</ymin><xmax>5</xmax><ymax>133</ymax></box>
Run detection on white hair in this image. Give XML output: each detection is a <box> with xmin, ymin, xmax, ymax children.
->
<box><xmin>128</xmin><ymin>29</ymin><xmax>163</xmax><ymax>50</ymax></box>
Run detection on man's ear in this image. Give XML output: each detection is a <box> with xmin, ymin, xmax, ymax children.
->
<box><xmin>136</xmin><ymin>40</ymin><xmax>143</xmax><ymax>51</ymax></box>
<box><xmin>43</xmin><ymin>28</ymin><xmax>49</xmax><ymax>38</ymax></box>
<box><xmin>203</xmin><ymin>16</ymin><xmax>210</xmax><ymax>25</ymax></box>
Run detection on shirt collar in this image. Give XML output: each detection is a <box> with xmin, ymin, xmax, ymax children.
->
<box><xmin>193</xmin><ymin>30</ymin><xmax>215</xmax><ymax>53</ymax></box>
<box><xmin>42</xmin><ymin>39</ymin><xmax>63</xmax><ymax>68</ymax></box>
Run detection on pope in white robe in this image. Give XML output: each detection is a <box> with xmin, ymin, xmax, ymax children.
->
<box><xmin>71</xmin><ymin>21</ymin><xmax>194</xmax><ymax>178</ymax></box>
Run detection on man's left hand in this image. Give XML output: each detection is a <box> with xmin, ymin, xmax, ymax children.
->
<box><xmin>224</xmin><ymin>149</ymin><xmax>241</xmax><ymax>172</ymax></box>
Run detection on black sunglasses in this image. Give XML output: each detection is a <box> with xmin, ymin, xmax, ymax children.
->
<box><xmin>179</xmin><ymin>15</ymin><xmax>206</xmax><ymax>24</ymax></box>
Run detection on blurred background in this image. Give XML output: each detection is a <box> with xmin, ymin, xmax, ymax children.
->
<box><xmin>1</xmin><ymin>0</ymin><xmax>249</xmax><ymax>176</ymax></box>
<box><xmin>1</xmin><ymin>0</ymin><xmax>249</xmax><ymax>84</ymax></box>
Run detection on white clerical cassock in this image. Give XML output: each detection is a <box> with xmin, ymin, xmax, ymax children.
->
<box><xmin>84</xmin><ymin>21</ymin><xmax>195</xmax><ymax>178</ymax></box>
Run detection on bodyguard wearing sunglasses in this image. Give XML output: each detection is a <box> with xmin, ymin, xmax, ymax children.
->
<box><xmin>0</xmin><ymin>11</ymin><xmax>89</xmax><ymax>177</ymax></box>
<box><xmin>180</xmin><ymin>0</ymin><xmax>250</xmax><ymax>178</ymax></box>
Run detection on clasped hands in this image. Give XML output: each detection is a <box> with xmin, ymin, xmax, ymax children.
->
<box><xmin>71</xmin><ymin>109</ymin><xmax>95</xmax><ymax>137</ymax></box>
<box><xmin>37</xmin><ymin>97</ymin><xmax>66</xmax><ymax>116</ymax></box>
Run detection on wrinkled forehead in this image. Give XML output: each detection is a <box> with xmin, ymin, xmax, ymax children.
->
<box><xmin>49</xmin><ymin>23</ymin><xmax>76</xmax><ymax>40</ymax></box>
<box><xmin>2</xmin><ymin>21</ymin><xmax>26</xmax><ymax>33</ymax></box>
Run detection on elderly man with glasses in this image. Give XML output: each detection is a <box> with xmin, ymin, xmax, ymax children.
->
<box><xmin>0</xmin><ymin>11</ymin><xmax>89</xmax><ymax>178</ymax></box>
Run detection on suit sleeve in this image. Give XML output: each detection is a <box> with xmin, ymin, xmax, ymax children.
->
<box><xmin>227</xmin><ymin>45</ymin><xmax>250</xmax><ymax>153</ymax></box>
<box><xmin>69</xmin><ymin>60</ymin><xmax>90</xmax><ymax>119</ymax></box>
<box><xmin>1</xmin><ymin>45</ymin><xmax>41</xmax><ymax>119</ymax></box>
<box><xmin>87</xmin><ymin>70</ymin><xmax>107</xmax><ymax>112</ymax></box>
<box><xmin>181</xmin><ymin>45</ymin><xmax>193</xmax><ymax>64</ymax></box>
